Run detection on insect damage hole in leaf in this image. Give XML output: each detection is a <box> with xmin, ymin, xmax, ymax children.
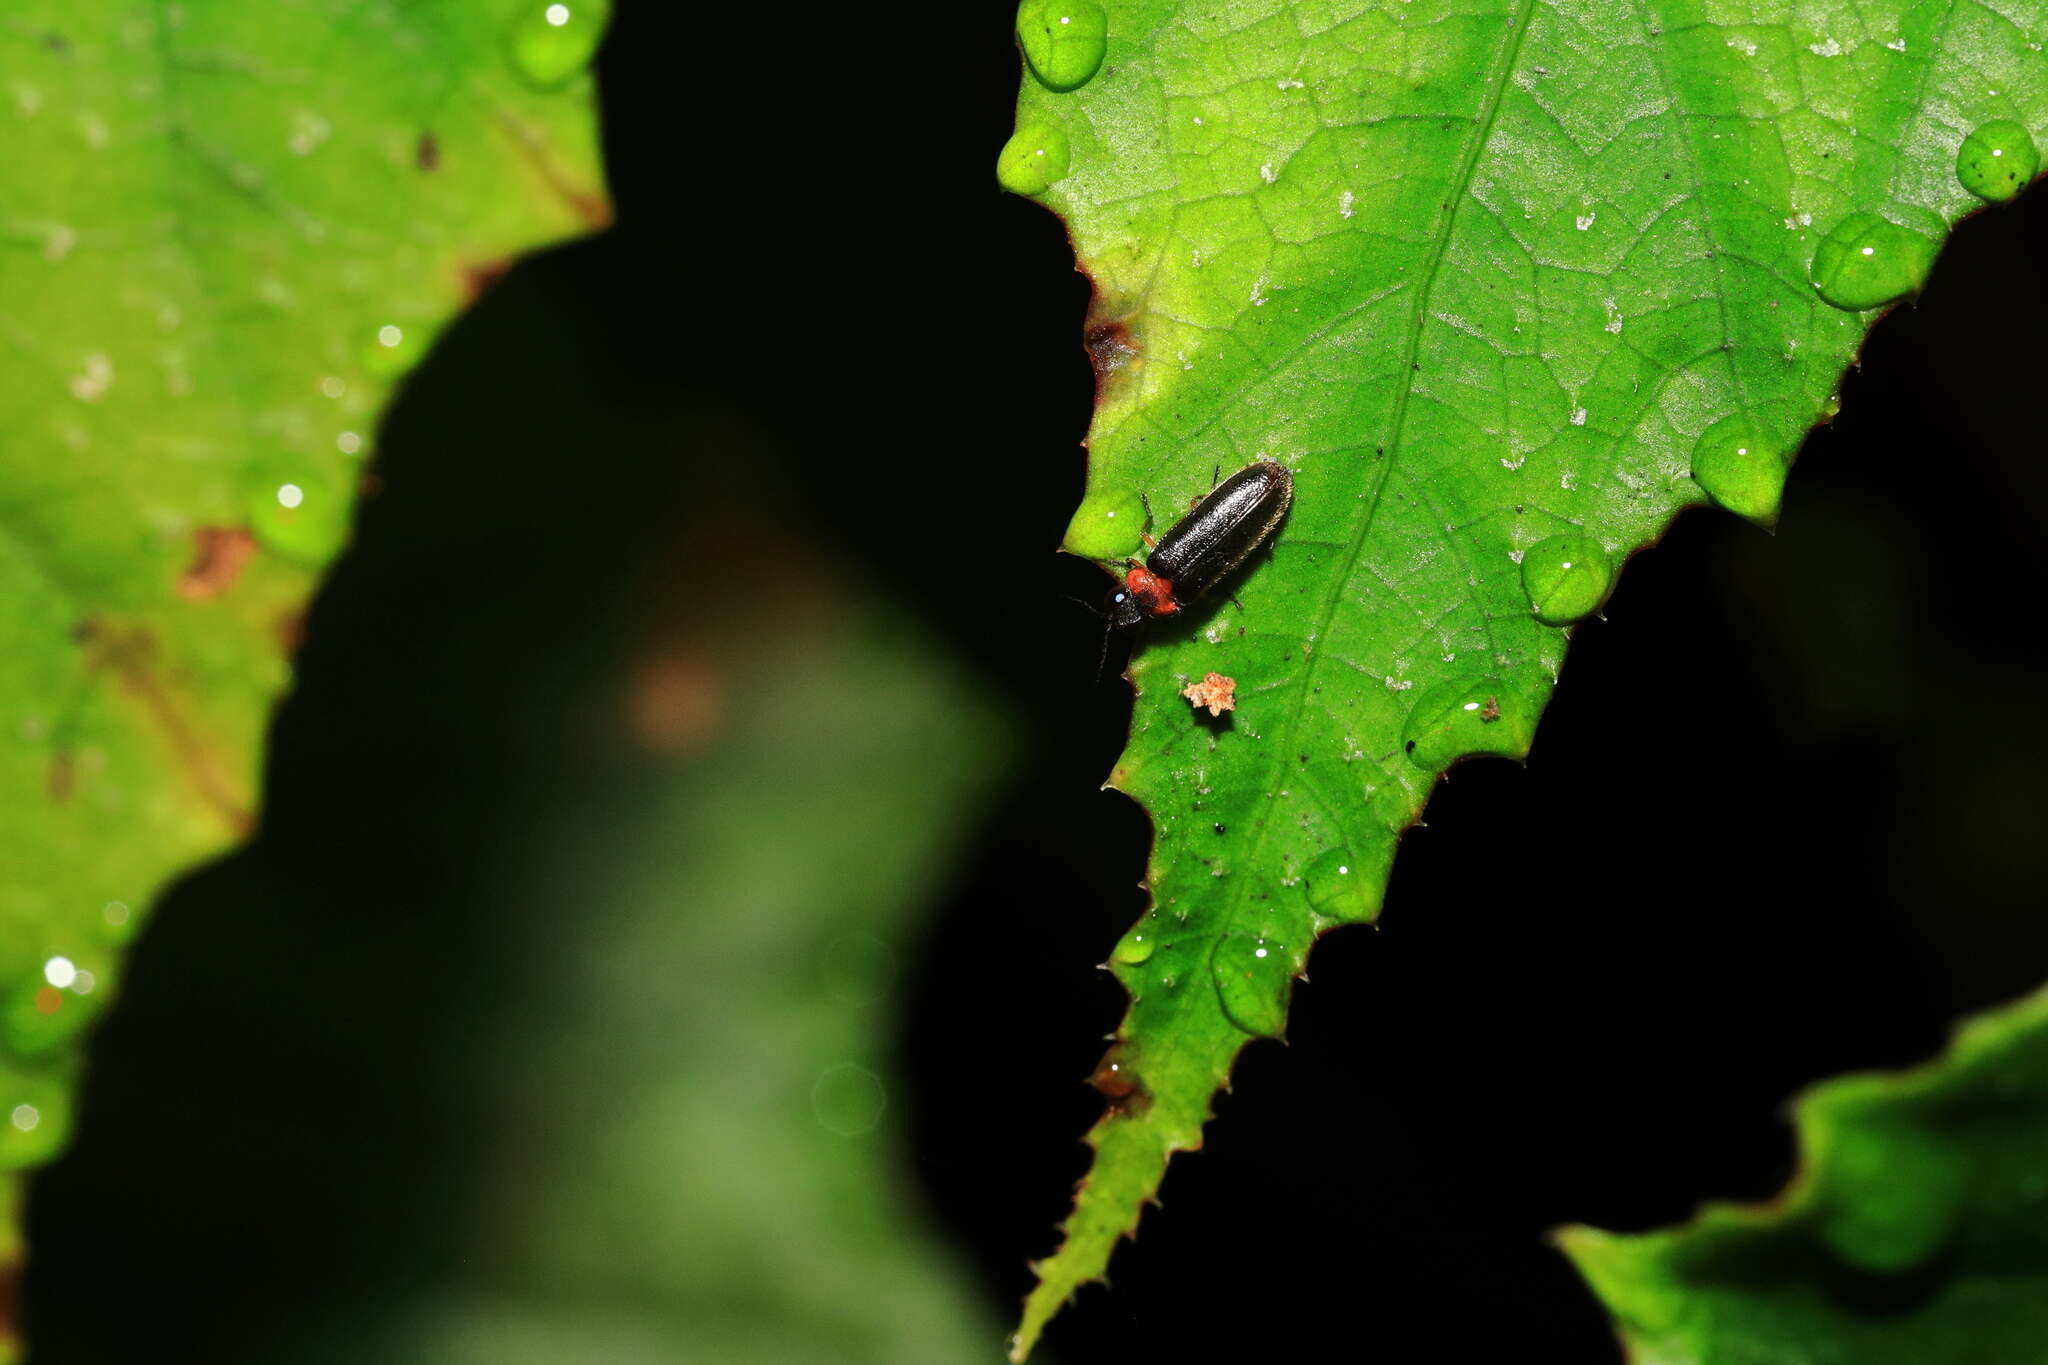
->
<box><xmin>997</xmin><ymin>0</ymin><xmax>2048</xmax><ymax>1358</ymax></box>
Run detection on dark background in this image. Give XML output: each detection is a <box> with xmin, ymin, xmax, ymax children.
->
<box><xmin>23</xmin><ymin>2</ymin><xmax>2048</xmax><ymax>1360</ymax></box>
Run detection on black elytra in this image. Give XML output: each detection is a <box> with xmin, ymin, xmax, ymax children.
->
<box><xmin>1102</xmin><ymin>459</ymin><xmax>1294</xmax><ymax>630</ymax></box>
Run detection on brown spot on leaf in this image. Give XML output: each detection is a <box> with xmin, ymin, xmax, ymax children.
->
<box><xmin>416</xmin><ymin>131</ymin><xmax>440</xmax><ymax>171</ymax></box>
<box><xmin>460</xmin><ymin>258</ymin><xmax>512</xmax><ymax>301</ymax></box>
<box><xmin>33</xmin><ymin>987</ymin><xmax>61</xmax><ymax>1017</ymax></box>
<box><xmin>1479</xmin><ymin>695</ymin><xmax>1500</xmax><ymax>723</ymax></box>
<box><xmin>176</xmin><ymin>526</ymin><xmax>257</xmax><ymax>602</ymax></box>
<box><xmin>275</xmin><ymin>610</ymin><xmax>307</xmax><ymax>658</ymax></box>
<box><xmin>1085</xmin><ymin>319</ymin><xmax>1138</xmax><ymax>381</ymax></box>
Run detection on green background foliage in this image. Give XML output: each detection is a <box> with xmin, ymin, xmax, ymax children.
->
<box><xmin>1564</xmin><ymin>985</ymin><xmax>2048</xmax><ymax>1364</ymax></box>
<box><xmin>1003</xmin><ymin>0</ymin><xmax>2048</xmax><ymax>1355</ymax></box>
<box><xmin>0</xmin><ymin>0</ymin><xmax>606</xmax><ymax>1347</ymax></box>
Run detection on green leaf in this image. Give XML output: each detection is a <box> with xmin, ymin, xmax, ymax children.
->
<box><xmin>1559</xmin><ymin>985</ymin><xmax>2048</xmax><ymax>1364</ymax></box>
<box><xmin>1000</xmin><ymin>0</ymin><xmax>2047</xmax><ymax>1354</ymax></box>
<box><xmin>292</xmin><ymin>584</ymin><xmax>1006</xmax><ymax>1364</ymax></box>
<box><xmin>0</xmin><ymin>0</ymin><xmax>607</xmax><ymax>1315</ymax></box>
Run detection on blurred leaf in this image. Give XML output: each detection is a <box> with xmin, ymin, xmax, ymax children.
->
<box><xmin>1560</xmin><ymin>986</ymin><xmax>2048</xmax><ymax>1365</ymax></box>
<box><xmin>1000</xmin><ymin>0</ymin><xmax>2047</xmax><ymax>1353</ymax></box>
<box><xmin>0</xmin><ymin>0</ymin><xmax>606</xmax><ymax>1329</ymax></box>
<box><xmin>293</xmin><ymin>564</ymin><xmax>1008</xmax><ymax>1363</ymax></box>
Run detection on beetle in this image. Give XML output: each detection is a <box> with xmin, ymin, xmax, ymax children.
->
<box><xmin>1103</xmin><ymin>458</ymin><xmax>1293</xmax><ymax>630</ymax></box>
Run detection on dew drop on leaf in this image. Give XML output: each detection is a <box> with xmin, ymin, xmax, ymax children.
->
<box><xmin>1301</xmin><ymin>846</ymin><xmax>1379</xmax><ymax>923</ymax></box>
<box><xmin>810</xmin><ymin>1063</ymin><xmax>887</xmax><ymax>1138</ymax></box>
<box><xmin>1809</xmin><ymin>211</ymin><xmax>1936</xmax><ymax>311</ymax></box>
<box><xmin>246</xmin><ymin>463</ymin><xmax>351</xmax><ymax>563</ymax></box>
<box><xmin>1208</xmin><ymin>932</ymin><xmax>1291</xmax><ymax>1038</ymax></box>
<box><xmin>0</xmin><ymin>1068</ymin><xmax>70</xmax><ymax>1171</ymax></box>
<box><xmin>1689</xmin><ymin>416</ymin><xmax>1786</xmax><ymax>526</ymax></box>
<box><xmin>360</xmin><ymin>321</ymin><xmax>431</xmax><ymax>379</ymax></box>
<box><xmin>4</xmin><ymin>950</ymin><xmax>107</xmax><ymax>1057</ymax></box>
<box><xmin>1016</xmin><ymin>0</ymin><xmax>1108</xmax><ymax>93</ymax></box>
<box><xmin>1520</xmin><ymin>533</ymin><xmax>1613</xmax><ymax>626</ymax></box>
<box><xmin>1109</xmin><ymin>925</ymin><xmax>1156</xmax><ymax>965</ymax></box>
<box><xmin>508</xmin><ymin>0</ymin><xmax>608</xmax><ymax>90</ymax></box>
<box><xmin>1956</xmin><ymin>119</ymin><xmax>2040</xmax><ymax>202</ymax></box>
<box><xmin>1063</xmin><ymin>486</ymin><xmax>1146</xmax><ymax>560</ymax></box>
<box><xmin>1814</xmin><ymin>1120</ymin><xmax>1967</xmax><ymax>1273</ymax></box>
<box><xmin>1400</xmin><ymin>678</ymin><xmax>1531</xmax><ymax>772</ymax></box>
<box><xmin>996</xmin><ymin>123</ymin><xmax>1071</xmax><ymax>196</ymax></box>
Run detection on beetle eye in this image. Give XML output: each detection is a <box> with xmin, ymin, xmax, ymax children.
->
<box><xmin>1112</xmin><ymin>592</ymin><xmax>1128</xmax><ymax>604</ymax></box>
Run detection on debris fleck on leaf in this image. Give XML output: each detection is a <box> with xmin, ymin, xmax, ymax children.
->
<box><xmin>1182</xmin><ymin>671</ymin><xmax>1236</xmax><ymax>716</ymax></box>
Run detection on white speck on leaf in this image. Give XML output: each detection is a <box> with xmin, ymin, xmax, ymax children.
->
<box><xmin>1809</xmin><ymin>37</ymin><xmax>1842</xmax><ymax>56</ymax></box>
<box><xmin>288</xmin><ymin>110</ymin><xmax>330</xmax><ymax>156</ymax></box>
<box><xmin>69</xmin><ymin>352</ymin><xmax>114</xmax><ymax>403</ymax></box>
<box><xmin>1574</xmin><ymin>211</ymin><xmax>1595</xmax><ymax>231</ymax></box>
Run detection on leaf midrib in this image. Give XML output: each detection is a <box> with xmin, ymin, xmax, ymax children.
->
<box><xmin>1209</xmin><ymin>0</ymin><xmax>1539</xmax><ymax>953</ymax></box>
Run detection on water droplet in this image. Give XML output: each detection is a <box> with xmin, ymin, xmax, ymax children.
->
<box><xmin>508</xmin><ymin>0</ymin><xmax>608</xmax><ymax>89</ymax></box>
<box><xmin>99</xmin><ymin>901</ymin><xmax>135</xmax><ymax>945</ymax></box>
<box><xmin>1401</xmin><ymin>678</ymin><xmax>1532</xmax><ymax>772</ymax></box>
<box><xmin>1690</xmin><ymin>416</ymin><xmax>1786</xmax><ymax>526</ymax></box>
<box><xmin>0</xmin><ymin>1069</ymin><xmax>67</xmax><ymax>1171</ymax></box>
<box><xmin>811</xmin><ymin>1062</ymin><xmax>887</xmax><ymax>1137</ymax></box>
<box><xmin>1064</xmin><ymin>486</ymin><xmax>1145</xmax><ymax>560</ymax></box>
<box><xmin>1521</xmin><ymin>533</ymin><xmax>1613</xmax><ymax>625</ymax></box>
<box><xmin>1302</xmin><ymin>847</ymin><xmax>1379</xmax><ymax>922</ymax></box>
<box><xmin>1109</xmin><ymin>925</ymin><xmax>1155</xmax><ymax>965</ymax></box>
<box><xmin>1016</xmin><ymin>0</ymin><xmax>1107</xmax><ymax>92</ymax></box>
<box><xmin>361</xmin><ymin>322</ymin><xmax>430</xmax><ymax>378</ymax></box>
<box><xmin>1810</xmin><ymin>212</ymin><xmax>1936</xmax><ymax>311</ymax></box>
<box><xmin>1956</xmin><ymin>119</ymin><xmax>2039</xmax><ymax>202</ymax></box>
<box><xmin>996</xmin><ymin>122</ymin><xmax>1071</xmax><ymax>195</ymax></box>
<box><xmin>1815</xmin><ymin>1121</ymin><xmax>1965</xmax><ymax>1273</ymax></box>
<box><xmin>1209</xmin><ymin>933</ymin><xmax>1292</xmax><ymax>1038</ymax></box>
<box><xmin>246</xmin><ymin>462</ymin><xmax>351</xmax><ymax>563</ymax></box>
<box><xmin>1089</xmin><ymin>1043</ymin><xmax>1144</xmax><ymax>1104</ymax></box>
<box><xmin>4</xmin><ymin>952</ymin><xmax>108</xmax><ymax>1058</ymax></box>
